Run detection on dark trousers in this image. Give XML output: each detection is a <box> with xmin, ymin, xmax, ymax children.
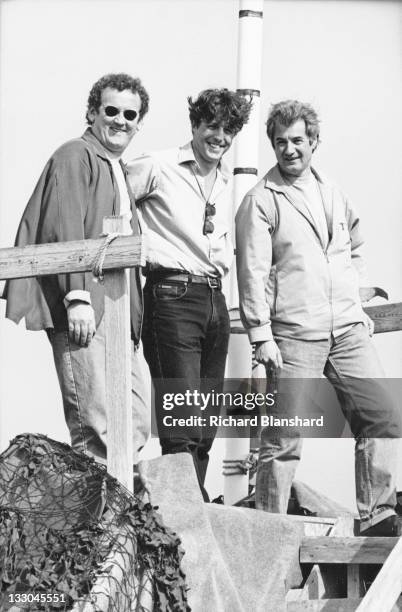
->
<box><xmin>142</xmin><ymin>277</ymin><xmax>230</xmax><ymax>501</ymax></box>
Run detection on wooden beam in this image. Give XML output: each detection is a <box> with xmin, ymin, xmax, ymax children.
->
<box><xmin>364</xmin><ymin>302</ymin><xmax>402</xmax><ymax>334</ymax></box>
<box><xmin>287</xmin><ymin>598</ymin><xmax>402</xmax><ymax>612</ymax></box>
<box><xmin>287</xmin><ymin>599</ymin><xmax>402</xmax><ymax>612</ymax></box>
<box><xmin>347</xmin><ymin>565</ymin><xmax>361</xmax><ymax>598</ymax></box>
<box><xmin>356</xmin><ymin>537</ymin><xmax>402</xmax><ymax>612</ymax></box>
<box><xmin>0</xmin><ymin>235</ymin><xmax>143</xmax><ymax>280</ymax></box>
<box><xmin>292</xmin><ymin>518</ymin><xmax>354</xmax><ymax>602</ymax></box>
<box><xmin>229</xmin><ymin>304</ymin><xmax>402</xmax><ymax>335</ymax></box>
<box><xmin>300</xmin><ymin>537</ymin><xmax>397</xmax><ymax>565</ymax></box>
<box><xmin>103</xmin><ymin>218</ymin><xmax>133</xmax><ymax>493</ymax></box>
<box><xmin>287</xmin><ymin>599</ymin><xmax>363</xmax><ymax>612</ymax></box>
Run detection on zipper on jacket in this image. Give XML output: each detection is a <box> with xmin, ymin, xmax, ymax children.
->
<box><xmin>324</xmin><ymin>250</ymin><xmax>334</xmax><ymax>334</ymax></box>
<box><xmin>273</xmin><ymin>271</ymin><xmax>278</xmax><ymax>316</ymax></box>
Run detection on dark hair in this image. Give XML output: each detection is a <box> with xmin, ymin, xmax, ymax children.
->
<box><xmin>266</xmin><ymin>100</ymin><xmax>320</xmax><ymax>147</ymax></box>
<box><xmin>86</xmin><ymin>73</ymin><xmax>149</xmax><ymax>124</ymax></box>
<box><xmin>188</xmin><ymin>88</ymin><xmax>252</xmax><ymax>135</ymax></box>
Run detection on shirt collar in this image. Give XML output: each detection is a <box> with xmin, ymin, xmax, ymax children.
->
<box><xmin>264</xmin><ymin>164</ymin><xmax>324</xmax><ymax>193</ymax></box>
<box><xmin>82</xmin><ymin>127</ymin><xmax>113</xmax><ymax>161</ymax></box>
<box><xmin>178</xmin><ymin>141</ymin><xmax>231</xmax><ymax>183</ymax></box>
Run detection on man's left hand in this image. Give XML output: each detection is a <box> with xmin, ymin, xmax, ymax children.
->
<box><xmin>364</xmin><ymin>314</ymin><xmax>375</xmax><ymax>337</ymax></box>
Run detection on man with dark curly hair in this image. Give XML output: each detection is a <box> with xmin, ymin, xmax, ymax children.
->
<box><xmin>128</xmin><ymin>88</ymin><xmax>251</xmax><ymax>500</ymax></box>
<box><xmin>5</xmin><ymin>73</ymin><xmax>151</xmax><ymax>468</ymax></box>
<box><xmin>236</xmin><ymin>99</ymin><xmax>400</xmax><ymax>536</ymax></box>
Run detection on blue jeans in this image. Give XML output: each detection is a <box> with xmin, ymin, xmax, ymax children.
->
<box><xmin>256</xmin><ymin>323</ymin><xmax>398</xmax><ymax>529</ymax></box>
<box><xmin>142</xmin><ymin>277</ymin><xmax>230</xmax><ymax>501</ymax></box>
<box><xmin>49</xmin><ymin>318</ymin><xmax>151</xmax><ymax>465</ymax></box>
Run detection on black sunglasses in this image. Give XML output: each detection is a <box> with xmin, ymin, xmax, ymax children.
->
<box><xmin>104</xmin><ymin>105</ymin><xmax>138</xmax><ymax>121</ymax></box>
<box><xmin>203</xmin><ymin>202</ymin><xmax>216</xmax><ymax>235</ymax></box>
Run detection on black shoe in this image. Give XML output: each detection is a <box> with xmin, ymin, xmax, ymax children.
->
<box><xmin>360</xmin><ymin>515</ymin><xmax>401</xmax><ymax>537</ymax></box>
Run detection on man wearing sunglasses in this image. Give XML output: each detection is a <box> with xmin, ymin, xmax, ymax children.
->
<box><xmin>127</xmin><ymin>88</ymin><xmax>251</xmax><ymax>500</ymax></box>
<box><xmin>5</xmin><ymin>73</ymin><xmax>151</xmax><ymax>469</ymax></box>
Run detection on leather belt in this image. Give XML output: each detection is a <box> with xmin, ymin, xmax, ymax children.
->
<box><xmin>148</xmin><ymin>270</ymin><xmax>222</xmax><ymax>290</ymax></box>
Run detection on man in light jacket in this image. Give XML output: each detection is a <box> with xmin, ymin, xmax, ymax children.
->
<box><xmin>236</xmin><ymin>99</ymin><xmax>400</xmax><ymax>536</ymax></box>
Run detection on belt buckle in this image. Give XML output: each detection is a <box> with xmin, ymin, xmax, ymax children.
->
<box><xmin>208</xmin><ymin>277</ymin><xmax>219</xmax><ymax>289</ymax></box>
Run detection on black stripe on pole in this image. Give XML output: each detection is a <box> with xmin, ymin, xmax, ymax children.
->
<box><xmin>233</xmin><ymin>168</ymin><xmax>258</xmax><ymax>176</ymax></box>
<box><xmin>239</xmin><ymin>10</ymin><xmax>263</xmax><ymax>18</ymax></box>
<box><xmin>237</xmin><ymin>88</ymin><xmax>261</xmax><ymax>97</ymax></box>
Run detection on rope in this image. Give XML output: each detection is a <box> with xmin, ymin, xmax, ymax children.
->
<box><xmin>92</xmin><ymin>232</ymin><xmax>122</xmax><ymax>283</ymax></box>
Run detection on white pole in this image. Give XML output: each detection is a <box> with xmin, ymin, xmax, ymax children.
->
<box><xmin>224</xmin><ymin>0</ymin><xmax>264</xmax><ymax>505</ymax></box>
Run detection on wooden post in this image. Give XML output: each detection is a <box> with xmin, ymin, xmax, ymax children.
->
<box><xmin>356</xmin><ymin>536</ymin><xmax>402</xmax><ymax>612</ymax></box>
<box><xmin>224</xmin><ymin>0</ymin><xmax>264</xmax><ymax>505</ymax></box>
<box><xmin>103</xmin><ymin>216</ymin><xmax>133</xmax><ymax>493</ymax></box>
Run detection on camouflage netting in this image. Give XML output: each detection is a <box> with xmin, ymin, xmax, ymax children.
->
<box><xmin>0</xmin><ymin>434</ymin><xmax>190</xmax><ymax>611</ymax></box>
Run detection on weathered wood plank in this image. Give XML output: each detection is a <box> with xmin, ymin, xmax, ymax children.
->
<box><xmin>356</xmin><ymin>537</ymin><xmax>402</xmax><ymax>612</ymax></box>
<box><xmin>287</xmin><ymin>599</ymin><xmax>361</xmax><ymax>612</ymax></box>
<box><xmin>290</xmin><ymin>516</ymin><xmax>337</xmax><ymax>525</ymax></box>
<box><xmin>0</xmin><ymin>235</ymin><xmax>143</xmax><ymax>280</ymax></box>
<box><xmin>300</xmin><ymin>536</ymin><xmax>397</xmax><ymax>565</ymax></box>
<box><xmin>229</xmin><ymin>304</ymin><xmax>402</xmax><ymax>334</ymax></box>
<box><xmin>364</xmin><ymin>302</ymin><xmax>402</xmax><ymax>334</ymax></box>
<box><xmin>103</xmin><ymin>218</ymin><xmax>133</xmax><ymax>494</ymax></box>
<box><xmin>288</xmin><ymin>597</ymin><xmax>402</xmax><ymax>612</ymax></box>
<box><xmin>347</xmin><ymin>565</ymin><xmax>361</xmax><ymax>598</ymax></box>
<box><xmin>294</xmin><ymin>518</ymin><xmax>354</xmax><ymax>602</ymax></box>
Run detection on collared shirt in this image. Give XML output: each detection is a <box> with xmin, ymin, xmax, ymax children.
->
<box><xmin>282</xmin><ymin>170</ymin><xmax>329</xmax><ymax>250</ymax></box>
<box><xmin>109</xmin><ymin>158</ymin><xmax>133</xmax><ymax>235</ymax></box>
<box><xmin>126</xmin><ymin>142</ymin><xmax>234</xmax><ymax>278</ymax></box>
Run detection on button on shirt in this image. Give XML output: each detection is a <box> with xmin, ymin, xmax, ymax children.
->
<box><xmin>126</xmin><ymin>143</ymin><xmax>234</xmax><ymax>278</ymax></box>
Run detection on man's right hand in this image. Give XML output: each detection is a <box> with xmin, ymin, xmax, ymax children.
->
<box><xmin>254</xmin><ymin>340</ymin><xmax>283</xmax><ymax>369</ymax></box>
<box><xmin>67</xmin><ymin>301</ymin><xmax>96</xmax><ymax>347</ymax></box>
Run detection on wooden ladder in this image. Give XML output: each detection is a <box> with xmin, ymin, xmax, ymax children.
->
<box><xmin>286</xmin><ymin>518</ymin><xmax>402</xmax><ymax>611</ymax></box>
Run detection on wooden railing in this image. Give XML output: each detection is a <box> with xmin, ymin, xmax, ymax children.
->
<box><xmin>230</xmin><ymin>301</ymin><xmax>402</xmax><ymax>336</ymax></box>
<box><xmin>2</xmin><ymin>221</ymin><xmax>402</xmax><ymax>611</ymax></box>
<box><xmin>0</xmin><ymin>217</ymin><xmax>143</xmax><ymax>492</ymax></box>
<box><xmin>2</xmin><ymin>222</ymin><xmax>402</xmax><ymax>493</ymax></box>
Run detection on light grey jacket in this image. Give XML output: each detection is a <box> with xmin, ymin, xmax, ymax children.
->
<box><xmin>235</xmin><ymin>165</ymin><xmax>367</xmax><ymax>342</ymax></box>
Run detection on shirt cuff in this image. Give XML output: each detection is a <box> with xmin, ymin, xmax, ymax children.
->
<box><xmin>247</xmin><ymin>324</ymin><xmax>274</xmax><ymax>344</ymax></box>
<box><xmin>64</xmin><ymin>290</ymin><xmax>92</xmax><ymax>309</ymax></box>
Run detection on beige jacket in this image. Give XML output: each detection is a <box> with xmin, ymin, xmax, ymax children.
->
<box><xmin>235</xmin><ymin>166</ymin><xmax>367</xmax><ymax>342</ymax></box>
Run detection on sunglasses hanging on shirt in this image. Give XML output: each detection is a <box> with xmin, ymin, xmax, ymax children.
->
<box><xmin>190</xmin><ymin>164</ymin><xmax>217</xmax><ymax>236</ymax></box>
<box><xmin>203</xmin><ymin>202</ymin><xmax>216</xmax><ymax>235</ymax></box>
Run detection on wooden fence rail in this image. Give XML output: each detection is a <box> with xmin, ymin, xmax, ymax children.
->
<box><xmin>0</xmin><ymin>222</ymin><xmax>144</xmax><ymax>492</ymax></box>
<box><xmin>0</xmin><ymin>234</ymin><xmax>143</xmax><ymax>279</ymax></box>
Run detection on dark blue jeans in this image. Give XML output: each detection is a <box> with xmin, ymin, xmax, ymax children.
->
<box><xmin>142</xmin><ymin>277</ymin><xmax>230</xmax><ymax>500</ymax></box>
